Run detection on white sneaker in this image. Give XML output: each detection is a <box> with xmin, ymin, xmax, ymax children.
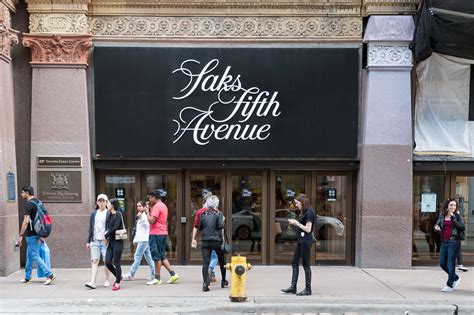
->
<box><xmin>146</xmin><ymin>278</ymin><xmax>161</xmax><ymax>285</ymax></box>
<box><xmin>85</xmin><ymin>282</ymin><xmax>96</xmax><ymax>289</ymax></box>
<box><xmin>103</xmin><ymin>280</ymin><xmax>110</xmax><ymax>287</ymax></box>
<box><xmin>44</xmin><ymin>274</ymin><xmax>56</xmax><ymax>285</ymax></box>
<box><xmin>441</xmin><ymin>285</ymin><xmax>453</xmax><ymax>292</ymax></box>
<box><xmin>453</xmin><ymin>277</ymin><xmax>461</xmax><ymax>289</ymax></box>
<box><xmin>458</xmin><ymin>265</ymin><xmax>468</xmax><ymax>272</ymax></box>
<box><xmin>123</xmin><ymin>274</ymin><xmax>134</xmax><ymax>281</ymax></box>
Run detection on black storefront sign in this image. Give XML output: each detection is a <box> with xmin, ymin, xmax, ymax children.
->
<box><xmin>94</xmin><ymin>46</ymin><xmax>360</xmax><ymax>158</ymax></box>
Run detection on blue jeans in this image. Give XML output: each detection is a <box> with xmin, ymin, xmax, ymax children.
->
<box><xmin>439</xmin><ymin>240</ymin><xmax>459</xmax><ymax>287</ymax></box>
<box><xmin>25</xmin><ymin>236</ymin><xmax>52</xmax><ymax>280</ymax></box>
<box><xmin>209</xmin><ymin>250</ymin><xmax>218</xmax><ymax>275</ymax></box>
<box><xmin>129</xmin><ymin>241</ymin><xmax>155</xmax><ymax>277</ymax></box>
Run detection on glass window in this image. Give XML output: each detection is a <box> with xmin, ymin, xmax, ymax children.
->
<box><xmin>455</xmin><ymin>176</ymin><xmax>473</xmax><ymax>264</ymax></box>
<box><xmin>189</xmin><ymin>175</ymin><xmax>222</xmax><ymax>259</ymax></box>
<box><xmin>274</xmin><ymin>174</ymin><xmax>306</xmax><ymax>261</ymax></box>
<box><xmin>104</xmin><ymin>175</ymin><xmax>137</xmax><ymax>259</ymax></box>
<box><xmin>315</xmin><ymin>176</ymin><xmax>347</xmax><ymax>261</ymax></box>
<box><xmin>413</xmin><ymin>175</ymin><xmax>446</xmax><ymax>262</ymax></box>
<box><xmin>231</xmin><ymin>175</ymin><xmax>263</xmax><ymax>260</ymax></box>
<box><xmin>145</xmin><ymin>174</ymin><xmax>178</xmax><ymax>259</ymax></box>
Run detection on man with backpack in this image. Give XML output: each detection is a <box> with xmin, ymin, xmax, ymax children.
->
<box><xmin>17</xmin><ymin>185</ymin><xmax>56</xmax><ymax>285</ymax></box>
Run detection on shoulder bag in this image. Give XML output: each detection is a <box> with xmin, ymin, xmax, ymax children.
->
<box><xmin>115</xmin><ymin>212</ymin><xmax>128</xmax><ymax>240</ymax></box>
<box><xmin>221</xmin><ymin>229</ymin><xmax>232</xmax><ymax>254</ymax></box>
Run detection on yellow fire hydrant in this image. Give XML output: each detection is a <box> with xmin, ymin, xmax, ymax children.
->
<box><xmin>225</xmin><ymin>256</ymin><xmax>252</xmax><ymax>302</ymax></box>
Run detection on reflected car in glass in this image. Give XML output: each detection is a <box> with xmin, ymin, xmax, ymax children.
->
<box><xmin>231</xmin><ymin>208</ymin><xmax>345</xmax><ymax>241</ymax></box>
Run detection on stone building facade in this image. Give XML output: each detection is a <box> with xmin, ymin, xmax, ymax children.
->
<box><xmin>0</xmin><ymin>0</ymin><xmax>422</xmax><ymax>276</ymax></box>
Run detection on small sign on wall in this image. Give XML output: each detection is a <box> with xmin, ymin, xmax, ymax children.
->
<box><xmin>38</xmin><ymin>171</ymin><xmax>82</xmax><ymax>202</ymax></box>
<box><xmin>37</xmin><ymin>156</ymin><xmax>82</xmax><ymax>168</ymax></box>
<box><xmin>421</xmin><ymin>193</ymin><xmax>437</xmax><ymax>212</ymax></box>
<box><xmin>7</xmin><ymin>171</ymin><xmax>16</xmax><ymax>202</ymax></box>
<box><xmin>327</xmin><ymin>188</ymin><xmax>337</xmax><ymax>201</ymax></box>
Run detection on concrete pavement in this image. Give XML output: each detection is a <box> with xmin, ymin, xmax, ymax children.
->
<box><xmin>0</xmin><ymin>266</ymin><xmax>473</xmax><ymax>314</ymax></box>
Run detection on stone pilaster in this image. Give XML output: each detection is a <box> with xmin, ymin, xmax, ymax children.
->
<box><xmin>22</xmin><ymin>32</ymin><xmax>93</xmax><ymax>267</ymax></box>
<box><xmin>0</xmin><ymin>1</ymin><xmax>20</xmax><ymax>276</ymax></box>
<box><xmin>356</xmin><ymin>15</ymin><xmax>415</xmax><ymax>268</ymax></box>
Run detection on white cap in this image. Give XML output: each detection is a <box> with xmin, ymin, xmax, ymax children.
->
<box><xmin>96</xmin><ymin>194</ymin><xmax>108</xmax><ymax>201</ymax></box>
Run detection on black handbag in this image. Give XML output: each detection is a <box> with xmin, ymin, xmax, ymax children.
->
<box><xmin>221</xmin><ymin>229</ymin><xmax>232</xmax><ymax>254</ymax></box>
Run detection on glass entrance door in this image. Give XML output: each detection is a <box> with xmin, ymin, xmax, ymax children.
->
<box><xmin>185</xmin><ymin>173</ymin><xmax>224</xmax><ymax>261</ymax></box>
<box><xmin>142</xmin><ymin>173</ymin><xmax>181</xmax><ymax>260</ymax></box>
<box><xmin>230</xmin><ymin>173</ymin><xmax>266</xmax><ymax>262</ymax></box>
<box><xmin>99</xmin><ymin>172</ymin><xmax>140</xmax><ymax>260</ymax></box>
<box><xmin>271</xmin><ymin>173</ymin><xmax>309</xmax><ymax>263</ymax></box>
<box><xmin>454</xmin><ymin>175</ymin><xmax>474</xmax><ymax>265</ymax></box>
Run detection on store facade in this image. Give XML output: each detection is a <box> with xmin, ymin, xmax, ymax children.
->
<box><xmin>1</xmin><ymin>0</ymin><xmax>427</xmax><ymax>275</ymax></box>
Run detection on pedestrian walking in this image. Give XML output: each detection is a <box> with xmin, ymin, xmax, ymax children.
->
<box><xmin>104</xmin><ymin>198</ymin><xmax>126</xmax><ymax>291</ymax></box>
<box><xmin>281</xmin><ymin>193</ymin><xmax>315</xmax><ymax>296</ymax></box>
<box><xmin>18</xmin><ymin>185</ymin><xmax>56</xmax><ymax>285</ymax></box>
<box><xmin>191</xmin><ymin>191</ymin><xmax>219</xmax><ymax>283</ymax></box>
<box><xmin>146</xmin><ymin>189</ymin><xmax>180</xmax><ymax>285</ymax></box>
<box><xmin>434</xmin><ymin>198</ymin><xmax>465</xmax><ymax>292</ymax></box>
<box><xmin>85</xmin><ymin>194</ymin><xmax>112</xmax><ymax>289</ymax></box>
<box><xmin>197</xmin><ymin>195</ymin><xmax>228</xmax><ymax>292</ymax></box>
<box><xmin>124</xmin><ymin>200</ymin><xmax>155</xmax><ymax>281</ymax></box>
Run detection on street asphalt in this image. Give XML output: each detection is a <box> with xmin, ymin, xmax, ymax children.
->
<box><xmin>0</xmin><ymin>265</ymin><xmax>472</xmax><ymax>314</ymax></box>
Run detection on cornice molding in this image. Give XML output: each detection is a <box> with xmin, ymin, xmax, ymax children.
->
<box><xmin>0</xmin><ymin>3</ymin><xmax>19</xmax><ymax>62</ymax></box>
<box><xmin>90</xmin><ymin>16</ymin><xmax>362</xmax><ymax>40</ymax></box>
<box><xmin>362</xmin><ymin>0</ymin><xmax>419</xmax><ymax>16</ymax></box>
<box><xmin>30</xmin><ymin>13</ymin><xmax>88</xmax><ymax>33</ymax></box>
<box><xmin>89</xmin><ymin>1</ymin><xmax>361</xmax><ymax>16</ymax></box>
<box><xmin>26</xmin><ymin>0</ymin><xmax>90</xmax><ymax>14</ymax></box>
<box><xmin>22</xmin><ymin>34</ymin><xmax>92</xmax><ymax>67</ymax></box>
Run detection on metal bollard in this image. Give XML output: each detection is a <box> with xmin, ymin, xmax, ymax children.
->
<box><xmin>224</xmin><ymin>255</ymin><xmax>252</xmax><ymax>302</ymax></box>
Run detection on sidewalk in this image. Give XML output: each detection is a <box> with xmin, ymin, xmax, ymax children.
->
<box><xmin>0</xmin><ymin>265</ymin><xmax>473</xmax><ymax>314</ymax></box>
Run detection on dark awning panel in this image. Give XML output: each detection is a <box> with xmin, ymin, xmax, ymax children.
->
<box><xmin>410</xmin><ymin>0</ymin><xmax>474</xmax><ymax>61</ymax></box>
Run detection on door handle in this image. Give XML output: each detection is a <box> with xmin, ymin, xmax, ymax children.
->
<box><xmin>180</xmin><ymin>217</ymin><xmax>187</xmax><ymax>224</ymax></box>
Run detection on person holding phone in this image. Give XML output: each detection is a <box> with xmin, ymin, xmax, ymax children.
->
<box><xmin>434</xmin><ymin>198</ymin><xmax>465</xmax><ymax>292</ymax></box>
<box><xmin>281</xmin><ymin>193</ymin><xmax>316</xmax><ymax>296</ymax></box>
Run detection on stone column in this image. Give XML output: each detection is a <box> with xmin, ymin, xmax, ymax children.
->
<box><xmin>22</xmin><ymin>33</ymin><xmax>92</xmax><ymax>267</ymax></box>
<box><xmin>356</xmin><ymin>16</ymin><xmax>415</xmax><ymax>268</ymax></box>
<box><xmin>0</xmin><ymin>1</ymin><xmax>20</xmax><ymax>277</ymax></box>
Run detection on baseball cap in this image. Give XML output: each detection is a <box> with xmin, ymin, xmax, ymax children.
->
<box><xmin>96</xmin><ymin>193</ymin><xmax>108</xmax><ymax>201</ymax></box>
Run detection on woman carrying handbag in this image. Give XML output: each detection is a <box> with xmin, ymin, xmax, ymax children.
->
<box><xmin>197</xmin><ymin>195</ymin><xmax>228</xmax><ymax>292</ymax></box>
<box><xmin>104</xmin><ymin>198</ymin><xmax>127</xmax><ymax>291</ymax></box>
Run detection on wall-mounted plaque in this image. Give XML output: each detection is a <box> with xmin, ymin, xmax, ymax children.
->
<box><xmin>37</xmin><ymin>156</ymin><xmax>82</xmax><ymax>168</ymax></box>
<box><xmin>7</xmin><ymin>171</ymin><xmax>16</xmax><ymax>202</ymax></box>
<box><xmin>38</xmin><ymin>171</ymin><xmax>82</xmax><ymax>202</ymax></box>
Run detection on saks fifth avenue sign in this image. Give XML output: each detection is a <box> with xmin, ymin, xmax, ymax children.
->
<box><xmin>172</xmin><ymin>59</ymin><xmax>281</xmax><ymax>145</ymax></box>
<box><xmin>94</xmin><ymin>47</ymin><xmax>359</xmax><ymax>158</ymax></box>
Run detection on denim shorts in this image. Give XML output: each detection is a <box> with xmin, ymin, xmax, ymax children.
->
<box><xmin>149</xmin><ymin>235</ymin><xmax>167</xmax><ymax>261</ymax></box>
<box><xmin>90</xmin><ymin>240</ymin><xmax>107</xmax><ymax>261</ymax></box>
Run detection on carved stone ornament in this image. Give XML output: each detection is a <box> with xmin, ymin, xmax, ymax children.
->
<box><xmin>90</xmin><ymin>16</ymin><xmax>362</xmax><ymax>40</ymax></box>
<box><xmin>29</xmin><ymin>13</ymin><xmax>88</xmax><ymax>34</ymax></box>
<box><xmin>22</xmin><ymin>34</ymin><xmax>92</xmax><ymax>66</ymax></box>
<box><xmin>367</xmin><ymin>44</ymin><xmax>412</xmax><ymax>68</ymax></box>
<box><xmin>363</xmin><ymin>15</ymin><xmax>415</xmax><ymax>42</ymax></box>
<box><xmin>362</xmin><ymin>0</ymin><xmax>419</xmax><ymax>16</ymax></box>
<box><xmin>0</xmin><ymin>4</ymin><xmax>19</xmax><ymax>62</ymax></box>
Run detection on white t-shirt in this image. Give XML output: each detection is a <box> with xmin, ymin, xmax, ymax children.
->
<box><xmin>133</xmin><ymin>212</ymin><xmax>150</xmax><ymax>243</ymax></box>
<box><xmin>93</xmin><ymin>209</ymin><xmax>108</xmax><ymax>240</ymax></box>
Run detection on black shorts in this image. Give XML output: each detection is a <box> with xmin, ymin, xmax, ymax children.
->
<box><xmin>149</xmin><ymin>235</ymin><xmax>167</xmax><ymax>261</ymax></box>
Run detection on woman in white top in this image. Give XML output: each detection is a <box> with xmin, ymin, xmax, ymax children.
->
<box><xmin>85</xmin><ymin>194</ymin><xmax>111</xmax><ymax>289</ymax></box>
<box><xmin>124</xmin><ymin>201</ymin><xmax>155</xmax><ymax>281</ymax></box>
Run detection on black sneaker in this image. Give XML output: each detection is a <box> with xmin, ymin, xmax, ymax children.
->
<box><xmin>20</xmin><ymin>278</ymin><xmax>31</xmax><ymax>284</ymax></box>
